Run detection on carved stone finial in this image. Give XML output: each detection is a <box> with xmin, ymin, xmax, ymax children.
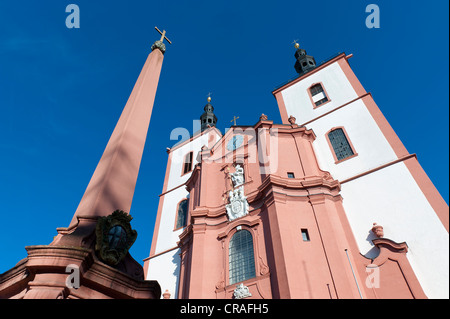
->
<box><xmin>162</xmin><ymin>290</ymin><xmax>171</xmax><ymax>299</ymax></box>
<box><xmin>371</xmin><ymin>223</ymin><xmax>384</xmax><ymax>238</ymax></box>
<box><xmin>260</xmin><ymin>113</ymin><xmax>268</xmax><ymax>121</ymax></box>
<box><xmin>151</xmin><ymin>40</ymin><xmax>166</xmax><ymax>54</ymax></box>
<box><xmin>152</xmin><ymin>27</ymin><xmax>171</xmax><ymax>54</ymax></box>
<box><xmin>288</xmin><ymin>115</ymin><xmax>296</xmax><ymax>125</ymax></box>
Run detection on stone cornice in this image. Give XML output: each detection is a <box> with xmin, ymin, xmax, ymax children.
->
<box><xmin>258</xmin><ymin>174</ymin><xmax>341</xmax><ymax>195</ymax></box>
<box><xmin>1</xmin><ymin>245</ymin><xmax>161</xmax><ymax>299</ymax></box>
<box><xmin>372</xmin><ymin>238</ymin><xmax>408</xmax><ymax>253</ymax></box>
<box><xmin>179</xmin><ymin>173</ymin><xmax>342</xmax><ymax>246</ymax></box>
<box><xmin>217</xmin><ymin>218</ymin><xmax>260</xmax><ymax>240</ymax></box>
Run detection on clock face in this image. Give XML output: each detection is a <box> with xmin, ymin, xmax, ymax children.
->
<box><xmin>227</xmin><ymin>135</ymin><xmax>244</xmax><ymax>151</ymax></box>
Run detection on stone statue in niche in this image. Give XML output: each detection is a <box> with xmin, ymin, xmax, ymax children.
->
<box><xmin>230</xmin><ymin>164</ymin><xmax>245</xmax><ymax>188</ymax></box>
<box><xmin>226</xmin><ymin>187</ymin><xmax>249</xmax><ymax>221</ymax></box>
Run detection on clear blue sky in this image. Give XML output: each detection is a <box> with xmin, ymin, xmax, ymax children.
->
<box><xmin>0</xmin><ymin>0</ymin><xmax>448</xmax><ymax>273</ymax></box>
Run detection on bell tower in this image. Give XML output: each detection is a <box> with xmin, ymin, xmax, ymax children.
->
<box><xmin>143</xmin><ymin>97</ymin><xmax>222</xmax><ymax>298</ymax></box>
<box><xmin>293</xmin><ymin>42</ymin><xmax>317</xmax><ymax>75</ymax></box>
<box><xmin>200</xmin><ymin>95</ymin><xmax>218</xmax><ymax>131</ymax></box>
<box><xmin>273</xmin><ymin>43</ymin><xmax>449</xmax><ymax>299</ymax></box>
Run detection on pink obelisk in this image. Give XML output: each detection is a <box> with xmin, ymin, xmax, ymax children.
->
<box><xmin>0</xmin><ymin>33</ymin><xmax>171</xmax><ymax>299</ymax></box>
<box><xmin>67</xmin><ymin>35</ymin><xmax>168</xmax><ymax>229</ymax></box>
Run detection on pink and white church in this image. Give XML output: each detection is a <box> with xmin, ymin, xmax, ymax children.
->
<box><xmin>143</xmin><ymin>44</ymin><xmax>449</xmax><ymax>299</ymax></box>
<box><xmin>0</xmin><ymin>34</ymin><xmax>448</xmax><ymax>299</ymax></box>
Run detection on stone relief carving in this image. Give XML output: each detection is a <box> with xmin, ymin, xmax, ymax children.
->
<box><xmin>259</xmin><ymin>256</ymin><xmax>270</xmax><ymax>276</ymax></box>
<box><xmin>226</xmin><ymin>187</ymin><xmax>249</xmax><ymax>221</ymax></box>
<box><xmin>233</xmin><ymin>283</ymin><xmax>252</xmax><ymax>299</ymax></box>
<box><xmin>95</xmin><ymin>210</ymin><xmax>137</xmax><ymax>266</ymax></box>
<box><xmin>225</xmin><ymin>164</ymin><xmax>250</xmax><ymax>221</ymax></box>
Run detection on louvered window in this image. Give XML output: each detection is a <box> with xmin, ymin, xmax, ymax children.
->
<box><xmin>310</xmin><ymin>83</ymin><xmax>329</xmax><ymax>107</ymax></box>
<box><xmin>183</xmin><ymin>152</ymin><xmax>193</xmax><ymax>174</ymax></box>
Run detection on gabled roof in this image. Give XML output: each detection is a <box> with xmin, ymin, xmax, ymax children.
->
<box><xmin>272</xmin><ymin>52</ymin><xmax>347</xmax><ymax>94</ymax></box>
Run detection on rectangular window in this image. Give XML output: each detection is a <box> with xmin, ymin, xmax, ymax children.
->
<box><xmin>287</xmin><ymin>172</ymin><xmax>295</xmax><ymax>178</ymax></box>
<box><xmin>182</xmin><ymin>152</ymin><xmax>193</xmax><ymax>175</ymax></box>
<box><xmin>175</xmin><ymin>199</ymin><xmax>189</xmax><ymax>229</ymax></box>
<box><xmin>310</xmin><ymin>83</ymin><xmax>329</xmax><ymax>107</ymax></box>
<box><xmin>310</xmin><ymin>84</ymin><xmax>323</xmax><ymax>96</ymax></box>
<box><xmin>301</xmin><ymin>229</ymin><xmax>310</xmax><ymax>241</ymax></box>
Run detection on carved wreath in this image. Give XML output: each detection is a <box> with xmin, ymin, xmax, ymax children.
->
<box><xmin>95</xmin><ymin>210</ymin><xmax>137</xmax><ymax>266</ymax></box>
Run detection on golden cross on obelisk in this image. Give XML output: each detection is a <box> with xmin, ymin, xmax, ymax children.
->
<box><xmin>230</xmin><ymin>116</ymin><xmax>239</xmax><ymax>126</ymax></box>
<box><xmin>155</xmin><ymin>26</ymin><xmax>172</xmax><ymax>44</ymax></box>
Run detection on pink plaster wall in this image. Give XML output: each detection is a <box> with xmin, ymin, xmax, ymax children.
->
<box><xmin>175</xmin><ymin>121</ymin><xmax>425</xmax><ymax>299</ymax></box>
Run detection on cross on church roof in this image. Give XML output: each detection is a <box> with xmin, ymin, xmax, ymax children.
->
<box><xmin>155</xmin><ymin>26</ymin><xmax>172</xmax><ymax>44</ymax></box>
<box><xmin>230</xmin><ymin>116</ymin><xmax>239</xmax><ymax>126</ymax></box>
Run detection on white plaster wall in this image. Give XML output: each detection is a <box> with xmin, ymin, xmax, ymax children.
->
<box><xmin>146</xmin><ymin>248</ymin><xmax>181</xmax><ymax>299</ymax></box>
<box><xmin>153</xmin><ymin>130</ymin><xmax>222</xmax><ymax>254</ymax></box>
<box><xmin>340</xmin><ymin>162</ymin><xmax>449</xmax><ymax>299</ymax></box>
<box><xmin>310</xmin><ymin>99</ymin><xmax>398</xmax><ymax>181</ymax></box>
<box><xmin>278</xmin><ymin>58</ymin><xmax>448</xmax><ymax>298</ymax></box>
<box><xmin>167</xmin><ymin>131</ymin><xmax>221</xmax><ymax>191</ymax></box>
<box><xmin>154</xmin><ymin>186</ymin><xmax>189</xmax><ymax>253</ymax></box>
<box><xmin>281</xmin><ymin>61</ymin><xmax>358</xmax><ymax>124</ymax></box>
<box><xmin>145</xmin><ymin>132</ymin><xmax>221</xmax><ymax>299</ymax></box>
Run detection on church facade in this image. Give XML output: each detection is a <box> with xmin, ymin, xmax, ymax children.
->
<box><xmin>0</xmin><ymin>33</ymin><xmax>447</xmax><ymax>299</ymax></box>
<box><xmin>144</xmin><ymin>46</ymin><xmax>449</xmax><ymax>299</ymax></box>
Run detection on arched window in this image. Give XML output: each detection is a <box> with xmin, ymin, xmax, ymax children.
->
<box><xmin>175</xmin><ymin>199</ymin><xmax>188</xmax><ymax>229</ymax></box>
<box><xmin>309</xmin><ymin>83</ymin><xmax>329</xmax><ymax>107</ymax></box>
<box><xmin>182</xmin><ymin>152</ymin><xmax>193</xmax><ymax>175</ymax></box>
<box><xmin>327</xmin><ymin>128</ymin><xmax>356</xmax><ymax>162</ymax></box>
<box><xmin>229</xmin><ymin>229</ymin><xmax>256</xmax><ymax>284</ymax></box>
